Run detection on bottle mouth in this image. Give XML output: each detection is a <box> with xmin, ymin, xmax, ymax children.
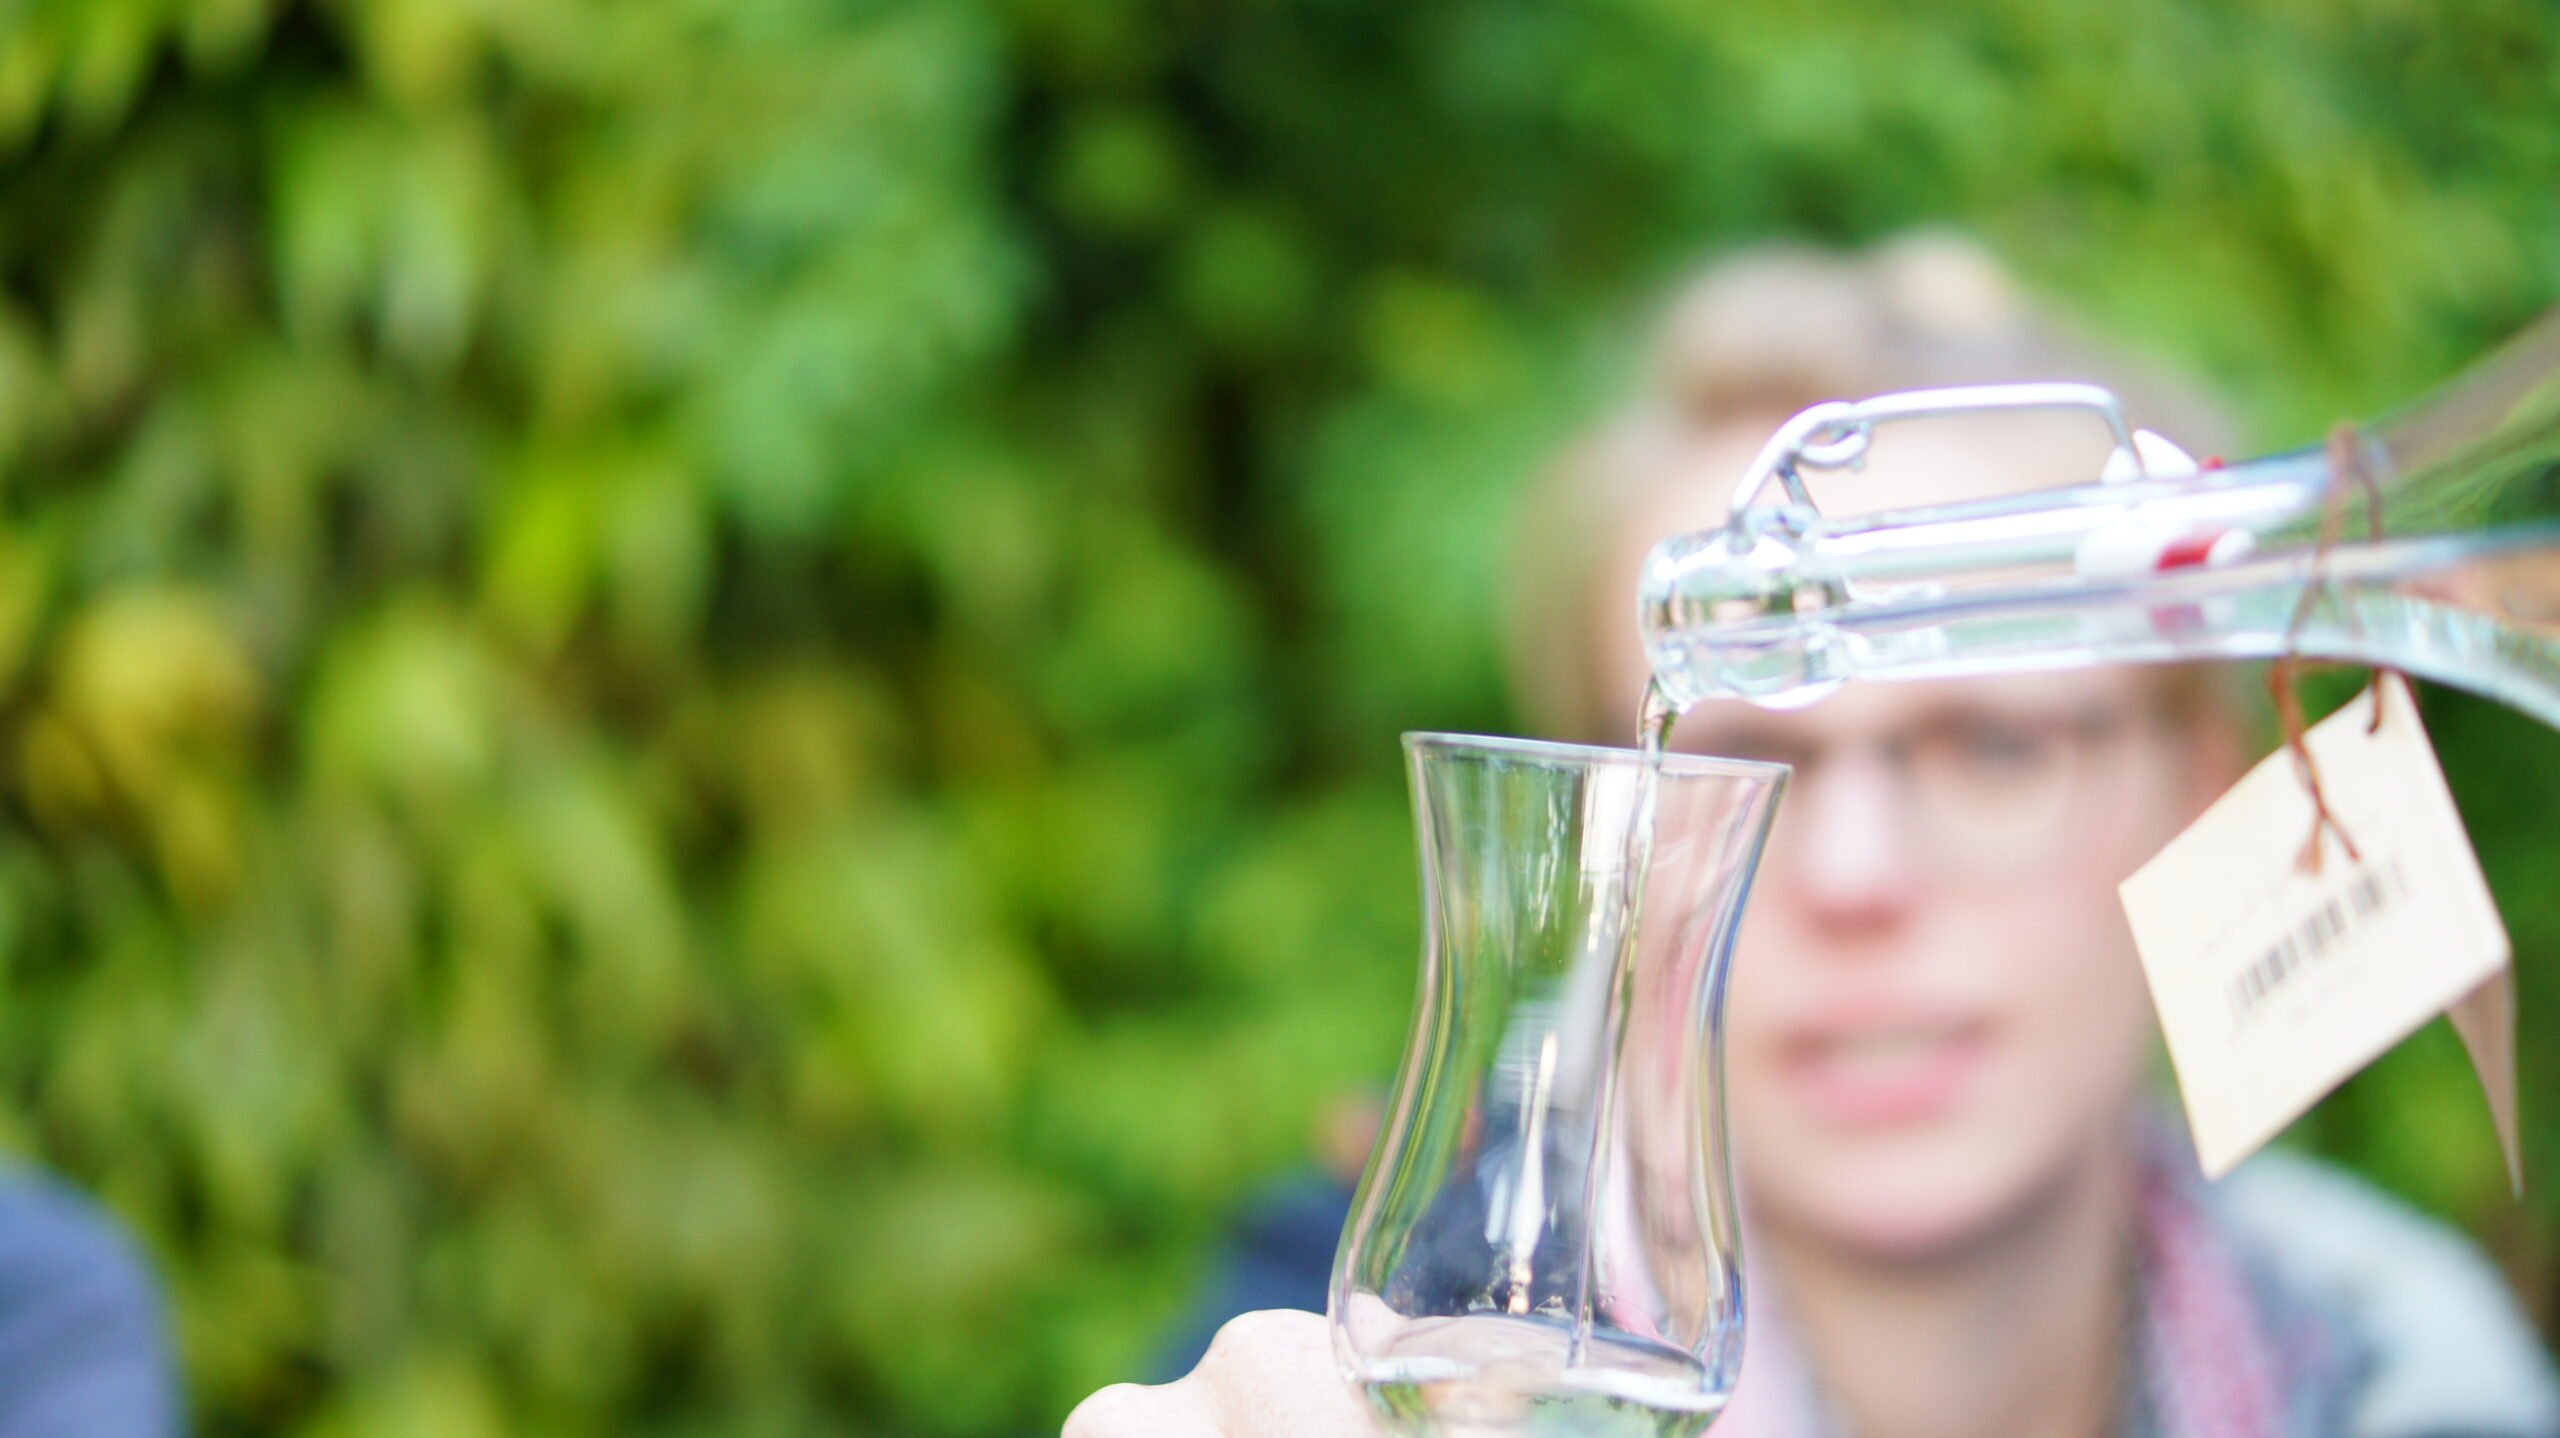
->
<box><xmin>1401</xmin><ymin>731</ymin><xmax>1790</xmax><ymax>783</ymax></box>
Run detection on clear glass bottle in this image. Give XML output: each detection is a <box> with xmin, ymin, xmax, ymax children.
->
<box><xmin>1638</xmin><ymin>310</ymin><xmax>2560</xmax><ymax>724</ymax></box>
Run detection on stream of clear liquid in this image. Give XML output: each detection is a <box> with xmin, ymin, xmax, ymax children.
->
<box><xmin>1366</xmin><ymin>682</ymin><xmax>1727</xmax><ymax>1438</ymax></box>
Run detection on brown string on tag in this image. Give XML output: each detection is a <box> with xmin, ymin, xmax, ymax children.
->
<box><xmin>2267</xmin><ymin>422</ymin><xmax>2404</xmax><ymax>874</ymax></box>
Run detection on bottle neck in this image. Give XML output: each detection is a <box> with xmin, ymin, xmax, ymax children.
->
<box><xmin>1641</xmin><ymin>308</ymin><xmax>2560</xmax><ymax>724</ymax></box>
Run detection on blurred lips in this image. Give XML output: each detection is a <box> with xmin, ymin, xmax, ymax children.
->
<box><xmin>1779</xmin><ymin>1008</ymin><xmax>1992</xmax><ymax>1128</ymax></box>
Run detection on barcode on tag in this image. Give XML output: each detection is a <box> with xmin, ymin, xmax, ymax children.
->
<box><xmin>2230</xmin><ymin>858</ymin><xmax>2410</xmax><ymax>1022</ymax></box>
<box><xmin>2121</xmin><ymin>676</ymin><xmax>2514</xmax><ymax>1180</ymax></box>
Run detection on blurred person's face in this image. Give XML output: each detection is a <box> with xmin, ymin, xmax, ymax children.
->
<box><xmin>1586</xmin><ymin>420</ymin><xmax>2243</xmax><ymax>1262</ymax></box>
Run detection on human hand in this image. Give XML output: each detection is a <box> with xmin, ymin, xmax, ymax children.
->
<box><xmin>1063</xmin><ymin>1310</ymin><xmax>1382</xmax><ymax>1438</ymax></box>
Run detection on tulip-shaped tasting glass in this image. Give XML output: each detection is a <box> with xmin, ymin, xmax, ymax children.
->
<box><xmin>1334</xmin><ymin>734</ymin><xmax>1786</xmax><ymax>1438</ymax></box>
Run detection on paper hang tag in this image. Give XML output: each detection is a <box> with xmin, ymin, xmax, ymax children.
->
<box><xmin>2120</xmin><ymin>675</ymin><xmax>2520</xmax><ymax>1187</ymax></box>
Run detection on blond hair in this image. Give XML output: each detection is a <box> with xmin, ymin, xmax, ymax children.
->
<box><xmin>1509</xmin><ymin>231</ymin><xmax>2239</xmax><ymax>742</ymax></box>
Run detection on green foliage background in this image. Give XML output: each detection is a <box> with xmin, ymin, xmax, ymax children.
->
<box><xmin>0</xmin><ymin>0</ymin><xmax>2553</xmax><ymax>1432</ymax></box>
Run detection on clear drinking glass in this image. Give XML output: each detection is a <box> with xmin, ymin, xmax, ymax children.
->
<box><xmin>1333</xmin><ymin>734</ymin><xmax>1785</xmax><ymax>1438</ymax></box>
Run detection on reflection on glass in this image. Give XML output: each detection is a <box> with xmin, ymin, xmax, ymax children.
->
<box><xmin>1333</xmin><ymin>734</ymin><xmax>1784</xmax><ymax>1438</ymax></box>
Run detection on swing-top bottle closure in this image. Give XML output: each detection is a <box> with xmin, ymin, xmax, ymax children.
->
<box><xmin>1638</xmin><ymin>307</ymin><xmax>2560</xmax><ymax>725</ymax></box>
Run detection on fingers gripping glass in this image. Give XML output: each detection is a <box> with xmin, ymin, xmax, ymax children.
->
<box><xmin>1332</xmin><ymin>735</ymin><xmax>1784</xmax><ymax>1437</ymax></box>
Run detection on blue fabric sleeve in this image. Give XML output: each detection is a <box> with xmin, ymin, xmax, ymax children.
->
<box><xmin>1151</xmin><ymin>1173</ymin><xmax>1354</xmax><ymax>1381</ymax></box>
<box><xmin>0</xmin><ymin>1169</ymin><xmax>183</xmax><ymax>1437</ymax></box>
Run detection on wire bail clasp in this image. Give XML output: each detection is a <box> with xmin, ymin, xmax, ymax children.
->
<box><xmin>1725</xmin><ymin>382</ymin><xmax>2147</xmax><ymax>517</ymax></box>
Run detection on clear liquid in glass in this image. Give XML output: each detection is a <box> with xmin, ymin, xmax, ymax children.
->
<box><xmin>1364</xmin><ymin>1313</ymin><xmax>1726</xmax><ymax>1438</ymax></box>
